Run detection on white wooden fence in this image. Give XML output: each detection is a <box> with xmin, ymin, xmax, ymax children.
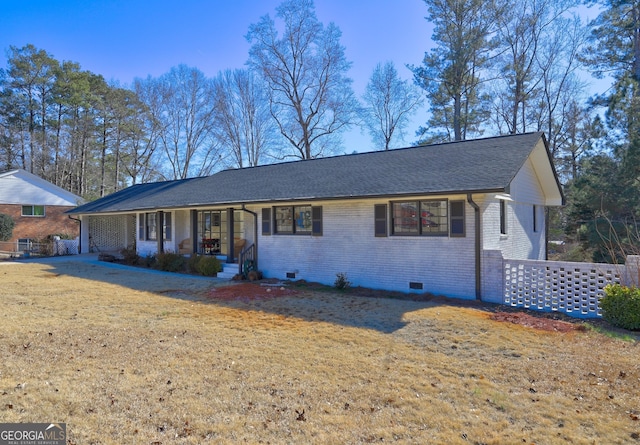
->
<box><xmin>495</xmin><ymin>254</ymin><xmax>640</xmax><ymax>319</ymax></box>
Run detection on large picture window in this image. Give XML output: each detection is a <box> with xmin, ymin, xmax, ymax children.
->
<box><xmin>274</xmin><ymin>205</ymin><xmax>321</xmax><ymax>235</ymax></box>
<box><xmin>390</xmin><ymin>200</ymin><xmax>464</xmax><ymax>237</ymax></box>
<box><xmin>392</xmin><ymin>200</ymin><xmax>449</xmax><ymax>236</ymax></box>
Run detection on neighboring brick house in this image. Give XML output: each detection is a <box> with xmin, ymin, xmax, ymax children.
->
<box><xmin>0</xmin><ymin>169</ymin><xmax>83</xmax><ymax>253</ymax></box>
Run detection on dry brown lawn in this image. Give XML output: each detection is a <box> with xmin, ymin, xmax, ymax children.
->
<box><xmin>0</xmin><ymin>258</ymin><xmax>639</xmax><ymax>444</ymax></box>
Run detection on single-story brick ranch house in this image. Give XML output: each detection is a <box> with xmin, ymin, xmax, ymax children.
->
<box><xmin>0</xmin><ymin>169</ymin><xmax>83</xmax><ymax>253</ymax></box>
<box><xmin>67</xmin><ymin>132</ymin><xmax>564</xmax><ymax>301</ymax></box>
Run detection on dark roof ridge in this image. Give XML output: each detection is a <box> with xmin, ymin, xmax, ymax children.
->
<box><xmin>220</xmin><ymin>131</ymin><xmax>545</xmax><ymax>175</ymax></box>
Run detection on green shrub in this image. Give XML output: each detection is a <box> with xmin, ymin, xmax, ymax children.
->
<box><xmin>154</xmin><ymin>252</ymin><xmax>185</xmax><ymax>272</ymax></box>
<box><xmin>0</xmin><ymin>213</ymin><xmax>15</xmax><ymax>241</ymax></box>
<box><xmin>138</xmin><ymin>254</ymin><xmax>156</xmax><ymax>268</ymax></box>
<box><xmin>187</xmin><ymin>254</ymin><xmax>201</xmax><ymax>273</ymax></box>
<box><xmin>195</xmin><ymin>256</ymin><xmax>221</xmax><ymax>276</ymax></box>
<box><xmin>120</xmin><ymin>246</ymin><xmax>139</xmax><ymax>266</ymax></box>
<box><xmin>601</xmin><ymin>284</ymin><xmax>640</xmax><ymax>330</ymax></box>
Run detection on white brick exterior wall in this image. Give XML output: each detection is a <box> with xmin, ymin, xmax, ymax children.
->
<box><xmin>251</xmin><ymin>196</ymin><xmax>478</xmax><ymax>299</ymax></box>
<box><xmin>481</xmin><ymin>157</ymin><xmax>547</xmax><ymax>260</ymax></box>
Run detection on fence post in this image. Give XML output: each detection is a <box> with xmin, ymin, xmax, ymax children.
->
<box><xmin>624</xmin><ymin>255</ymin><xmax>640</xmax><ymax>287</ymax></box>
<box><xmin>481</xmin><ymin>250</ymin><xmax>504</xmax><ymax>303</ymax></box>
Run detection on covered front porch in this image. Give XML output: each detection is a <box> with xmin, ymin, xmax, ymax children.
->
<box><xmin>81</xmin><ymin>207</ymin><xmax>257</xmax><ymax>272</ymax></box>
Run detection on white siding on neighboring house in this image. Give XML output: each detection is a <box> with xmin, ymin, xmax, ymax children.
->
<box><xmin>0</xmin><ymin>169</ymin><xmax>82</xmax><ymax>206</ymax></box>
<box><xmin>253</xmin><ymin>196</ymin><xmax>477</xmax><ymax>299</ymax></box>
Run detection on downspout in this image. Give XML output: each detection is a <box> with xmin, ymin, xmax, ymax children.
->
<box><xmin>68</xmin><ymin>215</ymin><xmax>82</xmax><ymax>253</ymax></box>
<box><xmin>467</xmin><ymin>194</ymin><xmax>481</xmax><ymax>301</ymax></box>
<box><xmin>241</xmin><ymin>205</ymin><xmax>258</xmax><ymax>269</ymax></box>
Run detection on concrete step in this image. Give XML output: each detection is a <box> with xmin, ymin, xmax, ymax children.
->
<box><xmin>217</xmin><ymin>262</ymin><xmax>239</xmax><ymax>279</ymax></box>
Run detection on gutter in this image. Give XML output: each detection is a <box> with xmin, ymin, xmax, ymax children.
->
<box><xmin>68</xmin><ymin>215</ymin><xmax>82</xmax><ymax>253</ymax></box>
<box><xmin>467</xmin><ymin>194</ymin><xmax>481</xmax><ymax>301</ymax></box>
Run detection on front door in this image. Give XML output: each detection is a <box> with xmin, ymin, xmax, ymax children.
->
<box><xmin>197</xmin><ymin>210</ymin><xmax>244</xmax><ymax>256</ymax></box>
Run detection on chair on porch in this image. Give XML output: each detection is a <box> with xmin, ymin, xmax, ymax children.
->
<box><xmin>234</xmin><ymin>238</ymin><xmax>246</xmax><ymax>254</ymax></box>
<box><xmin>231</xmin><ymin>238</ymin><xmax>246</xmax><ymax>261</ymax></box>
<box><xmin>178</xmin><ymin>238</ymin><xmax>192</xmax><ymax>254</ymax></box>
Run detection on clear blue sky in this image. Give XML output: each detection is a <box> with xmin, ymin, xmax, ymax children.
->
<box><xmin>0</xmin><ymin>0</ymin><xmax>607</xmax><ymax>151</ymax></box>
<box><xmin>1</xmin><ymin>0</ymin><xmax>434</xmax><ymax>150</ymax></box>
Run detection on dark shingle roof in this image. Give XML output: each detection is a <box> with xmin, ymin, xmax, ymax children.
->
<box><xmin>69</xmin><ymin>132</ymin><xmax>550</xmax><ymax>214</ymax></box>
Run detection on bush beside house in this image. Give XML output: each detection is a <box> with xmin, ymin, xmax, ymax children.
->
<box><xmin>0</xmin><ymin>213</ymin><xmax>14</xmax><ymax>241</ymax></box>
<box><xmin>601</xmin><ymin>284</ymin><xmax>640</xmax><ymax>330</ymax></box>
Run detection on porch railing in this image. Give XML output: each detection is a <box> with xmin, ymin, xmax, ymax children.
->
<box><xmin>238</xmin><ymin>243</ymin><xmax>256</xmax><ymax>277</ymax></box>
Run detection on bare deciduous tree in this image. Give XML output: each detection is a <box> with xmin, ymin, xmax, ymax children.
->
<box><xmin>150</xmin><ymin>65</ymin><xmax>223</xmax><ymax>179</ymax></box>
<box><xmin>362</xmin><ymin>62</ymin><xmax>423</xmax><ymax>150</ymax></box>
<box><xmin>213</xmin><ymin>69</ymin><xmax>275</xmax><ymax>168</ymax></box>
<box><xmin>491</xmin><ymin>0</ymin><xmax>579</xmax><ymax>135</ymax></box>
<box><xmin>246</xmin><ymin>0</ymin><xmax>358</xmax><ymax>159</ymax></box>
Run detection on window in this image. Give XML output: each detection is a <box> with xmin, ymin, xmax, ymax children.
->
<box><xmin>500</xmin><ymin>200</ymin><xmax>507</xmax><ymax>235</ymax></box>
<box><xmin>162</xmin><ymin>212</ymin><xmax>172</xmax><ymax>241</ymax></box>
<box><xmin>22</xmin><ymin>205</ymin><xmax>45</xmax><ymax>217</ymax></box>
<box><xmin>139</xmin><ymin>212</ymin><xmax>171</xmax><ymax>241</ymax></box>
<box><xmin>145</xmin><ymin>213</ymin><xmax>157</xmax><ymax>240</ymax></box>
<box><xmin>274</xmin><ymin>205</ymin><xmax>322</xmax><ymax>235</ymax></box>
<box><xmin>17</xmin><ymin>238</ymin><xmax>31</xmax><ymax>251</ymax></box>
<box><xmin>533</xmin><ymin>205</ymin><xmax>538</xmax><ymax>232</ymax></box>
<box><xmin>262</xmin><ymin>208</ymin><xmax>272</xmax><ymax>235</ymax></box>
<box><xmin>391</xmin><ymin>200</ymin><xmax>449</xmax><ymax>236</ymax></box>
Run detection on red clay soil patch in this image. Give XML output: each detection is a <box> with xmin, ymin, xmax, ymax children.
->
<box><xmin>491</xmin><ymin>311</ymin><xmax>577</xmax><ymax>332</ymax></box>
<box><xmin>207</xmin><ymin>282</ymin><xmax>298</xmax><ymax>301</ymax></box>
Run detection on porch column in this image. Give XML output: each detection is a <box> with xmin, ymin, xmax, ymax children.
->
<box><xmin>191</xmin><ymin>210</ymin><xmax>198</xmax><ymax>254</ymax></box>
<box><xmin>157</xmin><ymin>211</ymin><xmax>164</xmax><ymax>254</ymax></box>
<box><xmin>226</xmin><ymin>208</ymin><xmax>234</xmax><ymax>263</ymax></box>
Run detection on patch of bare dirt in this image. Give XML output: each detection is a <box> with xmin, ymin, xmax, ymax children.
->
<box><xmin>206</xmin><ymin>282</ymin><xmax>298</xmax><ymax>301</ymax></box>
<box><xmin>490</xmin><ymin>311</ymin><xmax>579</xmax><ymax>332</ymax></box>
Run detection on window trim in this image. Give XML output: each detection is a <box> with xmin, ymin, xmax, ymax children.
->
<box><xmin>21</xmin><ymin>205</ymin><xmax>45</xmax><ymax>217</ymax></box>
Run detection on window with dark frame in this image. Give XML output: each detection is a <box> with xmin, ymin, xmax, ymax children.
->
<box><xmin>273</xmin><ymin>205</ymin><xmax>322</xmax><ymax>235</ymax></box>
<box><xmin>391</xmin><ymin>200</ymin><xmax>449</xmax><ymax>236</ymax></box>
<box><xmin>262</xmin><ymin>208</ymin><xmax>272</xmax><ymax>235</ymax></box>
<box><xmin>145</xmin><ymin>212</ymin><xmax>157</xmax><ymax>240</ymax></box>
<box><xmin>500</xmin><ymin>200</ymin><xmax>507</xmax><ymax>235</ymax></box>
<box><xmin>140</xmin><ymin>212</ymin><xmax>171</xmax><ymax>241</ymax></box>
<box><xmin>162</xmin><ymin>212</ymin><xmax>172</xmax><ymax>241</ymax></box>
